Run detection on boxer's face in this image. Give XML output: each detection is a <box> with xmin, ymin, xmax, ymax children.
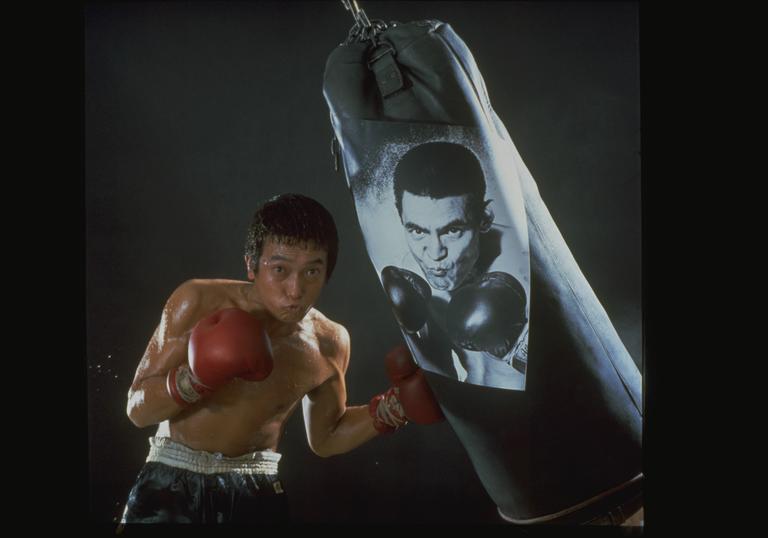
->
<box><xmin>246</xmin><ymin>238</ymin><xmax>327</xmax><ymax>323</ymax></box>
<box><xmin>400</xmin><ymin>192</ymin><xmax>480</xmax><ymax>291</ymax></box>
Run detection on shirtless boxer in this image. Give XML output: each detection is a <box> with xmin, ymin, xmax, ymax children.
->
<box><xmin>121</xmin><ymin>193</ymin><xmax>442</xmax><ymax>524</ymax></box>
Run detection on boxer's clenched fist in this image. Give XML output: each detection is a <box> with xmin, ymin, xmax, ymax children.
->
<box><xmin>369</xmin><ymin>345</ymin><xmax>444</xmax><ymax>433</ymax></box>
<box><xmin>167</xmin><ymin>308</ymin><xmax>274</xmax><ymax>406</ymax></box>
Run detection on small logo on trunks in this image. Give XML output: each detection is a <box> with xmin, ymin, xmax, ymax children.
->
<box><xmin>273</xmin><ymin>481</ymin><xmax>284</xmax><ymax>494</ymax></box>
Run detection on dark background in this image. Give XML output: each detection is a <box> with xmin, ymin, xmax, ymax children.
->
<box><xmin>85</xmin><ymin>0</ymin><xmax>640</xmax><ymax>525</ymax></box>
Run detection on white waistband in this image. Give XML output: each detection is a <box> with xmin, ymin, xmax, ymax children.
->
<box><xmin>146</xmin><ymin>437</ymin><xmax>281</xmax><ymax>475</ymax></box>
<box><xmin>497</xmin><ymin>473</ymin><xmax>643</xmax><ymax>525</ymax></box>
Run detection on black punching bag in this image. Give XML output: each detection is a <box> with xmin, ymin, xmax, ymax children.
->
<box><xmin>323</xmin><ymin>16</ymin><xmax>642</xmax><ymax>524</ymax></box>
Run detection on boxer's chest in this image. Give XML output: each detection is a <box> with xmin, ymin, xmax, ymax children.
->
<box><xmin>215</xmin><ymin>330</ymin><xmax>332</xmax><ymax>411</ymax></box>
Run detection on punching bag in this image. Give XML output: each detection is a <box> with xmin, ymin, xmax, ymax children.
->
<box><xmin>323</xmin><ymin>15</ymin><xmax>642</xmax><ymax>524</ymax></box>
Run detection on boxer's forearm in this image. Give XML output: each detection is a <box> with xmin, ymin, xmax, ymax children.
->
<box><xmin>127</xmin><ymin>375</ymin><xmax>185</xmax><ymax>428</ymax></box>
<box><xmin>308</xmin><ymin>405</ymin><xmax>380</xmax><ymax>457</ymax></box>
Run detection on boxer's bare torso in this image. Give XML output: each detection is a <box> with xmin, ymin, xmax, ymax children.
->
<box><xmin>128</xmin><ymin>240</ymin><xmax>358</xmax><ymax>458</ymax></box>
<box><xmin>166</xmin><ymin>281</ymin><xmax>345</xmax><ymax>456</ymax></box>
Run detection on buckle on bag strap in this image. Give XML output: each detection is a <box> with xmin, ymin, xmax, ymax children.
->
<box><xmin>367</xmin><ymin>43</ymin><xmax>404</xmax><ymax>98</ymax></box>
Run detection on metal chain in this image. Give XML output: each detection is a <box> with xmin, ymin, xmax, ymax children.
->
<box><xmin>340</xmin><ymin>0</ymin><xmax>388</xmax><ymax>44</ymax></box>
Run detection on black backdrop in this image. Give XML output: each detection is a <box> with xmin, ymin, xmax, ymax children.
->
<box><xmin>85</xmin><ymin>0</ymin><xmax>640</xmax><ymax>525</ymax></box>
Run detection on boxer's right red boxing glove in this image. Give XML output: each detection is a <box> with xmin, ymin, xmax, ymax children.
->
<box><xmin>369</xmin><ymin>345</ymin><xmax>445</xmax><ymax>433</ymax></box>
<box><xmin>167</xmin><ymin>308</ymin><xmax>274</xmax><ymax>406</ymax></box>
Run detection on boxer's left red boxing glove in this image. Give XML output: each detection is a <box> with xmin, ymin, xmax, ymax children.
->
<box><xmin>369</xmin><ymin>345</ymin><xmax>445</xmax><ymax>434</ymax></box>
<box><xmin>167</xmin><ymin>308</ymin><xmax>274</xmax><ymax>406</ymax></box>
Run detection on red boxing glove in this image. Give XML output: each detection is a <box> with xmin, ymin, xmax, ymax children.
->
<box><xmin>167</xmin><ymin>308</ymin><xmax>274</xmax><ymax>406</ymax></box>
<box><xmin>369</xmin><ymin>345</ymin><xmax>445</xmax><ymax>434</ymax></box>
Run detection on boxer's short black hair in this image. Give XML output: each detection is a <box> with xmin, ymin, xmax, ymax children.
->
<box><xmin>245</xmin><ymin>193</ymin><xmax>339</xmax><ymax>282</ymax></box>
<box><xmin>394</xmin><ymin>142</ymin><xmax>488</xmax><ymax>224</ymax></box>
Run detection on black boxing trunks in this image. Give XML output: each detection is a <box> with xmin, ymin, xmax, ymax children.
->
<box><xmin>120</xmin><ymin>437</ymin><xmax>289</xmax><ymax>524</ymax></box>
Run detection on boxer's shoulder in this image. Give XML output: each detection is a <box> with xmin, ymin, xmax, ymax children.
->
<box><xmin>174</xmin><ymin>278</ymin><xmax>247</xmax><ymax>295</ymax></box>
<box><xmin>163</xmin><ymin>279</ymin><xmax>246</xmax><ymax>327</ymax></box>
<box><xmin>160</xmin><ymin>279</ymin><xmax>204</xmax><ymax>329</ymax></box>
<box><xmin>168</xmin><ymin>278</ymin><xmax>234</xmax><ymax>301</ymax></box>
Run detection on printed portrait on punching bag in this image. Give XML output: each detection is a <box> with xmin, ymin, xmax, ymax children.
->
<box><xmin>346</xmin><ymin>125</ymin><xmax>531</xmax><ymax>391</ymax></box>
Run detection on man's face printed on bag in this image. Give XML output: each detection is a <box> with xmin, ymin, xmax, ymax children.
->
<box><xmin>400</xmin><ymin>191</ymin><xmax>481</xmax><ymax>292</ymax></box>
